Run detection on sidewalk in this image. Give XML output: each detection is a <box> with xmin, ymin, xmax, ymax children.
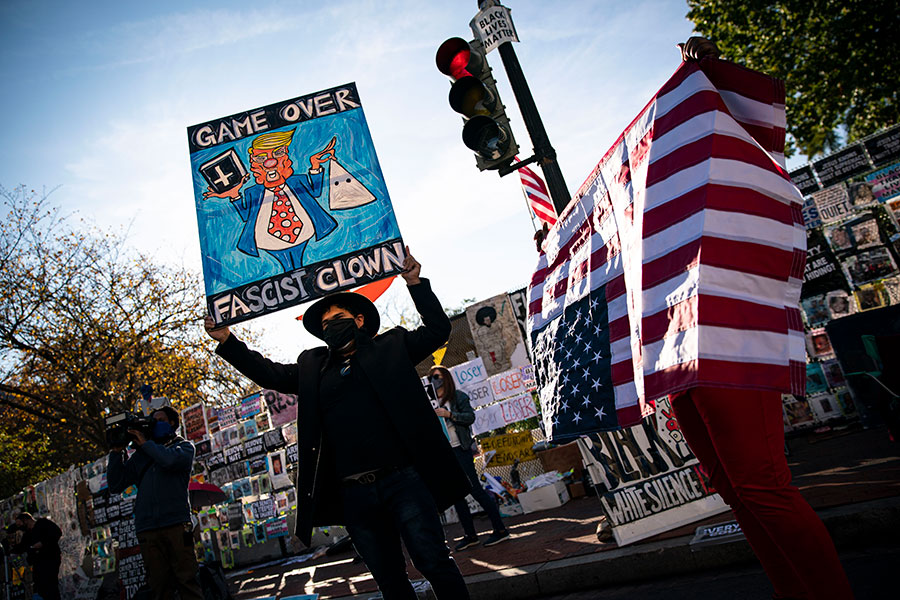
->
<box><xmin>228</xmin><ymin>424</ymin><xmax>900</xmax><ymax>599</ymax></box>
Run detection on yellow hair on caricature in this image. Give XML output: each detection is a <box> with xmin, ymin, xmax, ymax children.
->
<box><xmin>251</xmin><ymin>129</ymin><xmax>295</xmax><ymax>151</ymax></box>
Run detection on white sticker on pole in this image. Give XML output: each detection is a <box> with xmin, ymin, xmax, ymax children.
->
<box><xmin>472</xmin><ymin>3</ymin><xmax>519</xmax><ymax>54</ymax></box>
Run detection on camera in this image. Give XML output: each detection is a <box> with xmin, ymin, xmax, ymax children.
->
<box><xmin>105</xmin><ymin>411</ymin><xmax>155</xmax><ymax>448</ymax></box>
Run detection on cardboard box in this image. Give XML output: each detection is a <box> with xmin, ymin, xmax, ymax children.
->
<box><xmin>517</xmin><ymin>480</ymin><xmax>570</xmax><ymax>514</ymax></box>
<box><xmin>567</xmin><ymin>481</ymin><xmax>586</xmax><ymax>499</ymax></box>
<box><xmin>535</xmin><ymin>441</ymin><xmax>584</xmax><ymax>480</ymax></box>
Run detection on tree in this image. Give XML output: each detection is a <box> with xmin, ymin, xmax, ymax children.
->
<box><xmin>687</xmin><ymin>0</ymin><xmax>899</xmax><ymax>157</ymax></box>
<box><xmin>0</xmin><ymin>185</ymin><xmax>252</xmax><ymax>496</ymax></box>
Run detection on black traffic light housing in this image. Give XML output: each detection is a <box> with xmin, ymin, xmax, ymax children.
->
<box><xmin>436</xmin><ymin>37</ymin><xmax>518</xmax><ymax>171</ymax></box>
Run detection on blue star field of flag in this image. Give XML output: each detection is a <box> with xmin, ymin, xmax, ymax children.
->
<box><xmin>530</xmin><ymin>286</ymin><xmax>616</xmax><ymax>442</ymax></box>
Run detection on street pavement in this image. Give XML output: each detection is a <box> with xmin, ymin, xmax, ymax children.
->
<box><xmin>228</xmin><ymin>424</ymin><xmax>900</xmax><ymax>599</ymax></box>
<box><xmin>537</xmin><ymin>543</ymin><xmax>899</xmax><ymax>599</ymax></box>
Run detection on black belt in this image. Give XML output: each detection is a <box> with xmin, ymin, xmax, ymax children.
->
<box><xmin>341</xmin><ymin>466</ymin><xmax>405</xmax><ymax>486</ymax></box>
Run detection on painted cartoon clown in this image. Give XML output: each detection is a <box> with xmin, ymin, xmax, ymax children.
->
<box><xmin>204</xmin><ymin>129</ymin><xmax>338</xmax><ymax>272</ymax></box>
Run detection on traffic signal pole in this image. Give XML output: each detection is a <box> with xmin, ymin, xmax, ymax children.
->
<box><xmin>493</xmin><ymin>42</ymin><xmax>571</xmax><ymax>215</ymax></box>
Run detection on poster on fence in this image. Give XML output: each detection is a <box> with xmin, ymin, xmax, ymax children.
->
<box><xmin>188</xmin><ymin>83</ymin><xmax>405</xmax><ymax>327</ymax></box>
<box><xmin>472</xmin><ymin>392</ymin><xmax>538</xmax><ymax>435</ymax></box>
<box><xmin>264</xmin><ymin>389</ymin><xmax>298</xmax><ymax>427</ymax></box>
<box><xmin>479</xmin><ymin>431</ymin><xmax>535</xmax><ymax>466</ymax></box>
<box><xmin>466</xmin><ymin>293</ymin><xmax>529</xmax><ymax>376</ymax></box>
<box><xmin>577</xmin><ymin>396</ymin><xmax>727</xmax><ymax>546</ymax></box>
<box><xmin>181</xmin><ymin>403</ymin><xmax>207</xmax><ymax>441</ymax></box>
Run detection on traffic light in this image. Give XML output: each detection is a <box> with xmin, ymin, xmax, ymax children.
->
<box><xmin>436</xmin><ymin>37</ymin><xmax>518</xmax><ymax>171</ymax></box>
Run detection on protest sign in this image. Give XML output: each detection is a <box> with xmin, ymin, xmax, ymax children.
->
<box><xmin>239</xmin><ymin>393</ymin><xmax>263</xmax><ymax>420</ymax></box>
<box><xmin>789</xmin><ymin>164</ymin><xmax>820</xmax><ymax>195</ymax></box>
<box><xmin>264</xmin><ymin>389</ymin><xmax>298</xmax><ymax>427</ymax></box>
<box><xmin>460</xmin><ymin>379</ymin><xmax>494</xmax><ymax>408</ymax></box>
<box><xmin>812</xmin><ymin>143</ymin><xmax>872</xmax><ymax>187</ymax></box>
<box><xmin>262</xmin><ymin>428</ymin><xmax>286</xmax><ymax>451</ymax></box>
<box><xmin>217</xmin><ymin>406</ymin><xmax>238</xmax><ymax>429</ymax></box>
<box><xmin>479</xmin><ymin>431</ymin><xmax>535</xmax><ymax>466</ymax></box>
<box><xmin>863</xmin><ymin>124</ymin><xmax>900</xmax><ymax>166</ymax></box>
<box><xmin>471</xmin><ymin>2</ymin><xmax>518</xmax><ymax>54</ymax></box>
<box><xmin>181</xmin><ymin>403</ymin><xmax>207</xmax><ymax>442</ymax></box>
<box><xmin>812</xmin><ymin>184</ymin><xmax>853</xmax><ymax>224</ymax></box>
<box><xmin>802</xmin><ymin>229</ymin><xmax>848</xmax><ymax>298</ymax></box>
<box><xmin>264</xmin><ymin>517</ymin><xmax>290</xmax><ymax>538</ymax></box>
<box><xmin>488</xmin><ymin>368</ymin><xmax>528</xmax><ymax>400</ymax></box>
<box><xmin>472</xmin><ymin>392</ymin><xmax>538</xmax><ymax>435</ymax></box>
<box><xmin>866</xmin><ymin>162</ymin><xmax>900</xmax><ymax>202</ymax></box>
<box><xmin>268</xmin><ymin>450</ymin><xmax>291</xmax><ymax>490</ymax></box>
<box><xmin>467</xmin><ymin>293</ymin><xmax>529</xmax><ymax>376</ymax></box>
<box><xmin>450</xmin><ymin>357</ymin><xmax>488</xmax><ymax>387</ymax></box>
<box><xmin>188</xmin><ymin>82</ymin><xmax>405</xmax><ymax>327</ymax></box>
<box><xmin>240</xmin><ymin>419</ymin><xmax>259</xmax><ymax>440</ymax></box>
<box><xmin>205</xmin><ymin>405</ymin><xmax>220</xmax><ymax>436</ymax></box>
<box><xmin>577</xmin><ymin>397</ymin><xmax>727</xmax><ymax>546</ymax></box>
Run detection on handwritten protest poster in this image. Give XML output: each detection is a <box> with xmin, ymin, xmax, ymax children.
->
<box><xmin>188</xmin><ymin>83</ymin><xmax>405</xmax><ymax>326</ymax></box>
<box><xmin>479</xmin><ymin>431</ymin><xmax>535</xmax><ymax>466</ymax></box>
<box><xmin>181</xmin><ymin>403</ymin><xmax>207</xmax><ymax>442</ymax></box>
<box><xmin>466</xmin><ymin>293</ymin><xmax>529</xmax><ymax>376</ymax></box>
<box><xmin>576</xmin><ymin>396</ymin><xmax>727</xmax><ymax>546</ymax></box>
<box><xmin>472</xmin><ymin>392</ymin><xmax>538</xmax><ymax>435</ymax></box>
<box><xmin>264</xmin><ymin>389</ymin><xmax>298</xmax><ymax>427</ymax></box>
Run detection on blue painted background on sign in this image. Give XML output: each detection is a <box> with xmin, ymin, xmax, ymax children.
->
<box><xmin>191</xmin><ymin>106</ymin><xmax>400</xmax><ymax>296</ymax></box>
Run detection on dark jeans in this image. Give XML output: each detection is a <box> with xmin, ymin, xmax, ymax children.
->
<box><xmin>136</xmin><ymin>522</ymin><xmax>203</xmax><ymax>600</ymax></box>
<box><xmin>452</xmin><ymin>447</ymin><xmax>506</xmax><ymax>538</ymax></box>
<box><xmin>32</xmin><ymin>559</ymin><xmax>60</xmax><ymax>600</ymax></box>
<box><xmin>342</xmin><ymin>467</ymin><xmax>470</xmax><ymax>600</ymax></box>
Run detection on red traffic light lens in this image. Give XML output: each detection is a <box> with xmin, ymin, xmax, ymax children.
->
<box><xmin>436</xmin><ymin>37</ymin><xmax>484</xmax><ymax>80</ymax></box>
<box><xmin>462</xmin><ymin>116</ymin><xmax>511</xmax><ymax>160</ymax></box>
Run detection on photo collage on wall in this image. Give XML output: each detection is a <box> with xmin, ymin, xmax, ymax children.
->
<box><xmin>790</xmin><ymin>124</ymin><xmax>900</xmax><ymax>430</ymax></box>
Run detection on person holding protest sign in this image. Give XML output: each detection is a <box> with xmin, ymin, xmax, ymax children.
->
<box><xmin>665</xmin><ymin>38</ymin><xmax>854</xmax><ymax>600</ymax></box>
<box><xmin>429</xmin><ymin>366</ymin><xmax>510</xmax><ymax>551</ymax></box>
<box><xmin>205</xmin><ymin>250</ymin><xmax>472</xmax><ymax>600</ymax></box>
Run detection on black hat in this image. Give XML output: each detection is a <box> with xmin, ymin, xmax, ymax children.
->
<box><xmin>303</xmin><ymin>292</ymin><xmax>380</xmax><ymax>340</ymax></box>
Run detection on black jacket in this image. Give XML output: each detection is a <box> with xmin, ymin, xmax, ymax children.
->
<box><xmin>216</xmin><ymin>279</ymin><xmax>470</xmax><ymax>545</ymax></box>
<box><xmin>13</xmin><ymin>518</ymin><xmax>61</xmax><ymax>566</ymax></box>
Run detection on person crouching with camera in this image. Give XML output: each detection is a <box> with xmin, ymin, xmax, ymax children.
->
<box><xmin>107</xmin><ymin>406</ymin><xmax>203</xmax><ymax>600</ymax></box>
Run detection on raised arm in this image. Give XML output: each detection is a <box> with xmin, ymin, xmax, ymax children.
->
<box><xmin>399</xmin><ymin>250</ymin><xmax>451</xmax><ymax>363</ymax></box>
<box><xmin>205</xmin><ymin>316</ymin><xmax>300</xmax><ymax>394</ymax></box>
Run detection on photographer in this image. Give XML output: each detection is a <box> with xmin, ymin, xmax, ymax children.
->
<box><xmin>10</xmin><ymin>512</ymin><xmax>62</xmax><ymax>600</ymax></box>
<box><xmin>107</xmin><ymin>406</ymin><xmax>202</xmax><ymax>600</ymax></box>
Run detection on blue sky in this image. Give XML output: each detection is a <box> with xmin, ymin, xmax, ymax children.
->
<box><xmin>0</xmin><ymin>0</ymin><xmax>722</xmax><ymax>358</ymax></box>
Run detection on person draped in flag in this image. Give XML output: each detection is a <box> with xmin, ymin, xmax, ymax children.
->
<box><xmin>663</xmin><ymin>37</ymin><xmax>853</xmax><ymax>600</ymax></box>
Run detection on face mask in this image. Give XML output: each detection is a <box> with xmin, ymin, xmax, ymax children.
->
<box><xmin>323</xmin><ymin>317</ymin><xmax>358</xmax><ymax>350</ymax></box>
<box><xmin>152</xmin><ymin>420</ymin><xmax>174</xmax><ymax>440</ymax></box>
<box><xmin>430</xmin><ymin>375</ymin><xmax>444</xmax><ymax>389</ymax></box>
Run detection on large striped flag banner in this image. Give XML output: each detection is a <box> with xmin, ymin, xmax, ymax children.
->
<box><xmin>528</xmin><ymin>58</ymin><xmax>805</xmax><ymax>442</ymax></box>
<box><xmin>516</xmin><ymin>158</ymin><xmax>557</xmax><ymax>228</ymax></box>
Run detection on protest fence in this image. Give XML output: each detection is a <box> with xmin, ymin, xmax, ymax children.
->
<box><xmin>790</xmin><ymin>123</ymin><xmax>900</xmax><ymax>430</ymax></box>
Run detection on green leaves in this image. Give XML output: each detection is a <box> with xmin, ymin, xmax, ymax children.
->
<box><xmin>687</xmin><ymin>0</ymin><xmax>899</xmax><ymax>158</ymax></box>
<box><xmin>0</xmin><ymin>185</ymin><xmax>249</xmax><ymax>496</ymax></box>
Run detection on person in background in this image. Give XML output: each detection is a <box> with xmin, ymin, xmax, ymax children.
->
<box><xmin>107</xmin><ymin>406</ymin><xmax>202</xmax><ymax>600</ymax></box>
<box><xmin>429</xmin><ymin>366</ymin><xmax>510</xmax><ymax>551</ymax></box>
<box><xmin>12</xmin><ymin>512</ymin><xmax>62</xmax><ymax>600</ymax></box>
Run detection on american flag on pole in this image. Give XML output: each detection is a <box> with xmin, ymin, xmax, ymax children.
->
<box><xmin>516</xmin><ymin>158</ymin><xmax>557</xmax><ymax>228</ymax></box>
<box><xmin>528</xmin><ymin>59</ymin><xmax>805</xmax><ymax>442</ymax></box>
